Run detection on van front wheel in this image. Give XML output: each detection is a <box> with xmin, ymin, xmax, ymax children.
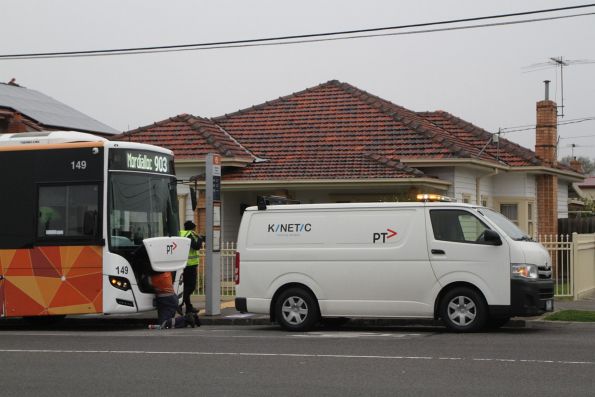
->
<box><xmin>440</xmin><ymin>287</ymin><xmax>487</xmax><ymax>332</ymax></box>
<box><xmin>275</xmin><ymin>288</ymin><xmax>319</xmax><ymax>332</ymax></box>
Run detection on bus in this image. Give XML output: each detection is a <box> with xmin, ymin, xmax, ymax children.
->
<box><xmin>0</xmin><ymin>131</ymin><xmax>189</xmax><ymax>319</ymax></box>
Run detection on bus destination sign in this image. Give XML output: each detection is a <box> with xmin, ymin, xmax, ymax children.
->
<box><xmin>109</xmin><ymin>149</ymin><xmax>174</xmax><ymax>175</ymax></box>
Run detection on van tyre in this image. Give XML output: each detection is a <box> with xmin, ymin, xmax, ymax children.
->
<box><xmin>275</xmin><ymin>288</ymin><xmax>319</xmax><ymax>332</ymax></box>
<box><xmin>440</xmin><ymin>287</ymin><xmax>487</xmax><ymax>332</ymax></box>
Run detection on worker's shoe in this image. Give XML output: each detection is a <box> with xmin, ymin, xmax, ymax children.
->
<box><xmin>184</xmin><ymin>313</ymin><xmax>196</xmax><ymax>328</ymax></box>
<box><xmin>193</xmin><ymin>313</ymin><xmax>201</xmax><ymax>327</ymax></box>
<box><xmin>161</xmin><ymin>318</ymin><xmax>174</xmax><ymax>329</ymax></box>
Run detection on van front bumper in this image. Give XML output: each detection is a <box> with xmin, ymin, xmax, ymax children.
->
<box><xmin>510</xmin><ymin>279</ymin><xmax>554</xmax><ymax>317</ymax></box>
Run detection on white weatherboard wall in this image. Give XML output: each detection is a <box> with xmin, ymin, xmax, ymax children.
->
<box><xmin>424</xmin><ymin>168</ymin><xmax>455</xmax><ymax>198</ymax></box>
<box><xmin>175</xmin><ymin>166</ymin><xmax>199</xmax><ymax>226</ymax></box>
<box><xmin>558</xmin><ymin>180</ymin><xmax>569</xmax><ymax>219</ymax></box>
<box><xmin>454</xmin><ymin>168</ymin><xmax>497</xmax><ymax>205</ymax></box>
<box><xmin>493</xmin><ymin>173</ymin><xmax>536</xmax><ymax>198</ymax></box>
<box><xmin>222</xmin><ymin>191</ymin><xmax>255</xmax><ymax>243</ymax></box>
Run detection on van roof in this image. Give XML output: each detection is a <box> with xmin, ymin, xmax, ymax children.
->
<box><xmin>246</xmin><ymin>202</ymin><xmax>480</xmax><ymax>212</ymax></box>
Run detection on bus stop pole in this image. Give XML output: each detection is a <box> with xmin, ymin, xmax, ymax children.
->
<box><xmin>204</xmin><ymin>153</ymin><xmax>221</xmax><ymax>315</ymax></box>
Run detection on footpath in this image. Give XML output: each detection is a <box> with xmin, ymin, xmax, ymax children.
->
<box><xmin>2</xmin><ymin>293</ymin><xmax>594</xmax><ymax>329</ymax></box>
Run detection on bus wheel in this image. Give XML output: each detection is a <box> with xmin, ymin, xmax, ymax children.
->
<box><xmin>275</xmin><ymin>287</ymin><xmax>319</xmax><ymax>332</ymax></box>
<box><xmin>440</xmin><ymin>287</ymin><xmax>487</xmax><ymax>332</ymax></box>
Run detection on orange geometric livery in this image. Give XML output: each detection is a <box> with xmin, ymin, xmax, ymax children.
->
<box><xmin>0</xmin><ymin>246</ymin><xmax>103</xmax><ymax>317</ymax></box>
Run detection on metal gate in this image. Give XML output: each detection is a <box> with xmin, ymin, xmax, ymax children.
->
<box><xmin>196</xmin><ymin>242</ymin><xmax>236</xmax><ymax>297</ymax></box>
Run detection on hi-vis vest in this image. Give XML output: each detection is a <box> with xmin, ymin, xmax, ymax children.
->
<box><xmin>180</xmin><ymin>230</ymin><xmax>199</xmax><ymax>266</ymax></box>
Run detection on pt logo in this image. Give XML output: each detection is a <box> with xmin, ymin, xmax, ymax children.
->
<box><xmin>166</xmin><ymin>241</ymin><xmax>178</xmax><ymax>255</ymax></box>
<box><xmin>373</xmin><ymin>228</ymin><xmax>397</xmax><ymax>243</ymax></box>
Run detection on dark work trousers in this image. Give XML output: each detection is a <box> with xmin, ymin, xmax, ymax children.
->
<box><xmin>156</xmin><ymin>294</ymin><xmax>187</xmax><ymax>328</ymax></box>
<box><xmin>183</xmin><ymin>265</ymin><xmax>198</xmax><ymax>310</ymax></box>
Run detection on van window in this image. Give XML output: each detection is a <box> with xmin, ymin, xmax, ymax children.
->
<box><xmin>430</xmin><ymin>209</ymin><xmax>491</xmax><ymax>243</ymax></box>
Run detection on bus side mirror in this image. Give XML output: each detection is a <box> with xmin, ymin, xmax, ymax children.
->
<box><xmin>484</xmin><ymin>229</ymin><xmax>502</xmax><ymax>246</ymax></box>
<box><xmin>83</xmin><ymin>210</ymin><xmax>97</xmax><ymax>235</ymax></box>
<box><xmin>190</xmin><ymin>187</ymin><xmax>197</xmax><ymax>211</ymax></box>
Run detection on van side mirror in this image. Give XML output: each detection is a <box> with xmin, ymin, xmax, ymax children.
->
<box><xmin>484</xmin><ymin>229</ymin><xmax>502</xmax><ymax>246</ymax></box>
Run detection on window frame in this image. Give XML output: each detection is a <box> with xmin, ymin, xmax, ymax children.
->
<box><xmin>35</xmin><ymin>181</ymin><xmax>103</xmax><ymax>246</ymax></box>
<box><xmin>429</xmin><ymin>209</ymin><xmax>494</xmax><ymax>245</ymax></box>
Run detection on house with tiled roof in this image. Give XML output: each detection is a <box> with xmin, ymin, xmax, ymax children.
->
<box><xmin>576</xmin><ymin>176</ymin><xmax>595</xmax><ymax>200</ymax></box>
<box><xmin>114</xmin><ymin>80</ymin><xmax>584</xmax><ymax>242</ymax></box>
<box><xmin>0</xmin><ymin>80</ymin><xmax>118</xmax><ymax>136</ymax></box>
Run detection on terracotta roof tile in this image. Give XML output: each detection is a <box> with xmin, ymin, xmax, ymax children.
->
<box><xmin>113</xmin><ymin>80</ymin><xmax>573</xmax><ymax>182</ymax></box>
<box><xmin>112</xmin><ymin>114</ymin><xmax>253</xmax><ymax>160</ymax></box>
<box><xmin>418</xmin><ymin>110</ymin><xmax>540</xmax><ymax>166</ymax></box>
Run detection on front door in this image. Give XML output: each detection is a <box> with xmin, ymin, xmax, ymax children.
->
<box><xmin>425</xmin><ymin>208</ymin><xmax>510</xmax><ymax>306</ymax></box>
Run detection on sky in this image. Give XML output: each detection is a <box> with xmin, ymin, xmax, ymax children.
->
<box><xmin>1</xmin><ymin>0</ymin><xmax>594</xmax><ymax>158</ymax></box>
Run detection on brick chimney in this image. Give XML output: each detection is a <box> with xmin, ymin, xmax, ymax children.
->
<box><xmin>535</xmin><ymin>80</ymin><xmax>558</xmax><ymax>238</ymax></box>
<box><xmin>569</xmin><ymin>157</ymin><xmax>584</xmax><ymax>174</ymax></box>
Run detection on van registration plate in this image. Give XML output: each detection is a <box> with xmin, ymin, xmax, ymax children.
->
<box><xmin>545</xmin><ymin>299</ymin><xmax>553</xmax><ymax>312</ymax></box>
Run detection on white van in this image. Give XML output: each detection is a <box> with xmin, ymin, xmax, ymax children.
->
<box><xmin>234</xmin><ymin>201</ymin><xmax>554</xmax><ymax>332</ymax></box>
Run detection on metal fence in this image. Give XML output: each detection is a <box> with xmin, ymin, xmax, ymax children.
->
<box><xmin>196</xmin><ymin>242</ymin><xmax>236</xmax><ymax>297</ymax></box>
<box><xmin>195</xmin><ymin>237</ymin><xmax>577</xmax><ymax>298</ymax></box>
<box><xmin>537</xmin><ymin>235</ymin><xmax>573</xmax><ymax>297</ymax></box>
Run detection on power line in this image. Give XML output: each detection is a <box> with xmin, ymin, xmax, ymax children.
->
<box><xmin>499</xmin><ymin>116</ymin><xmax>595</xmax><ymax>134</ymax></box>
<box><xmin>1</xmin><ymin>4</ymin><xmax>595</xmax><ymax>60</ymax></box>
<box><xmin>560</xmin><ymin>133</ymin><xmax>595</xmax><ymax>140</ymax></box>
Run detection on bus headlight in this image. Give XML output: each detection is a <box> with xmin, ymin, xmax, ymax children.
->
<box><xmin>109</xmin><ymin>276</ymin><xmax>131</xmax><ymax>291</ymax></box>
<box><xmin>511</xmin><ymin>264</ymin><xmax>538</xmax><ymax>280</ymax></box>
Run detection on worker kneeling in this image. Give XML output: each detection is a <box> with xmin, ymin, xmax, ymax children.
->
<box><xmin>151</xmin><ymin>271</ymin><xmax>201</xmax><ymax>329</ymax></box>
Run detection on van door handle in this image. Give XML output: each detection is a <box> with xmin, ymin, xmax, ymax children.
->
<box><xmin>431</xmin><ymin>249</ymin><xmax>445</xmax><ymax>255</ymax></box>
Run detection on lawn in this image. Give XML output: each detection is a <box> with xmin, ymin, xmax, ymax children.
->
<box><xmin>544</xmin><ymin>310</ymin><xmax>595</xmax><ymax>322</ymax></box>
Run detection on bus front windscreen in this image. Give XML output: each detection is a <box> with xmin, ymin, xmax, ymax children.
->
<box><xmin>109</xmin><ymin>173</ymin><xmax>180</xmax><ymax>250</ymax></box>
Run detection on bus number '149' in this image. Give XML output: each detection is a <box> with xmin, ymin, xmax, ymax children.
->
<box><xmin>116</xmin><ymin>266</ymin><xmax>129</xmax><ymax>275</ymax></box>
<box><xmin>71</xmin><ymin>160</ymin><xmax>87</xmax><ymax>170</ymax></box>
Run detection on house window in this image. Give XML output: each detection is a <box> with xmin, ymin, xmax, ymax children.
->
<box><xmin>461</xmin><ymin>193</ymin><xmax>471</xmax><ymax>204</ymax></box>
<box><xmin>481</xmin><ymin>195</ymin><xmax>488</xmax><ymax>207</ymax></box>
<box><xmin>500</xmin><ymin>203</ymin><xmax>519</xmax><ymax>225</ymax></box>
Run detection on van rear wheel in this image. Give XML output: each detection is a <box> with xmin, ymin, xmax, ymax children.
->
<box><xmin>440</xmin><ymin>287</ymin><xmax>487</xmax><ymax>332</ymax></box>
<box><xmin>275</xmin><ymin>288</ymin><xmax>319</xmax><ymax>332</ymax></box>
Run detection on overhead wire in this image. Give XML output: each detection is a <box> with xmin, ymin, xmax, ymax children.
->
<box><xmin>499</xmin><ymin>116</ymin><xmax>595</xmax><ymax>134</ymax></box>
<box><xmin>1</xmin><ymin>4</ymin><xmax>595</xmax><ymax>60</ymax></box>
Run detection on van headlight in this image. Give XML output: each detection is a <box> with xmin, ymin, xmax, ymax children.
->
<box><xmin>511</xmin><ymin>264</ymin><xmax>538</xmax><ymax>280</ymax></box>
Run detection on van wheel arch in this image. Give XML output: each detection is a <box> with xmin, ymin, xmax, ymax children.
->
<box><xmin>434</xmin><ymin>282</ymin><xmax>486</xmax><ymax>318</ymax></box>
<box><xmin>270</xmin><ymin>283</ymin><xmax>320</xmax><ymax>325</ymax></box>
<box><xmin>436</xmin><ymin>283</ymin><xmax>488</xmax><ymax>332</ymax></box>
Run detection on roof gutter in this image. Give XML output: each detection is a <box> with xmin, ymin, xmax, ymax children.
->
<box><xmin>508</xmin><ymin>166</ymin><xmax>584</xmax><ymax>181</ymax></box>
<box><xmin>174</xmin><ymin>156</ymin><xmax>254</xmax><ymax>168</ymax></box>
<box><xmin>190</xmin><ymin>177</ymin><xmax>451</xmax><ymax>191</ymax></box>
<box><xmin>402</xmin><ymin>158</ymin><xmax>584</xmax><ymax>181</ymax></box>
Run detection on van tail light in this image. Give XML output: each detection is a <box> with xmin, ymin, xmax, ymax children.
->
<box><xmin>234</xmin><ymin>252</ymin><xmax>240</xmax><ymax>285</ymax></box>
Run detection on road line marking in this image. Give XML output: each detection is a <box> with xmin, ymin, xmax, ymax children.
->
<box><xmin>0</xmin><ymin>349</ymin><xmax>593</xmax><ymax>366</ymax></box>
